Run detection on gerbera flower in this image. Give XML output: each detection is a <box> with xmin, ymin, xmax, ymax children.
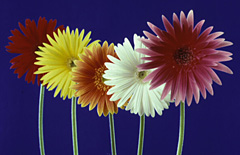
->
<box><xmin>72</xmin><ymin>41</ymin><xmax>119</xmax><ymax>117</ymax></box>
<box><xmin>34</xmin><ymin>26</ymin><xmax>100</xmax><ymax>100</ymax></box>
<box><xmin>137</xmin><ymin>10</ymin><xmax>233</xmax><ymax>106</ymax></box>
<box><xmin>103</xmin><ymin>34</ymin><xmax>171</xmax><ymax>117</ymax></box>
<box><xmin>6</xmin><ymin>17</ymin><xmax>64</xmax><ymax>85</ymax></box>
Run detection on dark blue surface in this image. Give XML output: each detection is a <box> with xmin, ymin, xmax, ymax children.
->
<box><xmin>0</xmin><ymin>0</ymin><xmax>239</xmax><ymax>154</ymax></box>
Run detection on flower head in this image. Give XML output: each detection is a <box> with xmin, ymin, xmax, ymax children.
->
<box><xmin>72</xmin><ymin>41</ymin><xmax>119</xmax><ymax>116</ymax></box>
<box><xmin>6</xmin><ymin>17</ymin><xmax>64</xmax><ymax>85</ymax></box>
<box><xmin>35</xmin><ymin>27</ymin><xmax>100</xmax><ymax>99</ymax></box>
<box><xmin>137</xmin><ymin>10</ymin><xmax>233</xmax><ymax>106</ymax></box>
<box><xmin>103</xmin><ymin>34</ymin><xmax>171</xmax><ymax>117</ymax></box>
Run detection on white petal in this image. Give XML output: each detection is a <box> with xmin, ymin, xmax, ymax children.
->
<box><xmin>150</xmin><ymin>90</ymin><xmax>164</xmax><ymax>116</ymax></box>
<box><xmin>125</xmin><ymin>84</ymin><xmax>140</xmax><ymax>111</ymax></box>
<box><xmin>118</xmin><ymin>83</ymin><xmax>138</xmax><ymax>107</ymax></box>
<box><xmin>107</xmin><ymin>78</ymin><xmax>136</xmax><ymax>95</ymax></box>
<box><xmin>142</xmin><ymin>85</ymin><xmax>151</xmax><ymax>117</ymax></box>
<box><xmin>109</xmin><ymin>91</ymin><xmax>124</xmax><ymax>101</ymax></box>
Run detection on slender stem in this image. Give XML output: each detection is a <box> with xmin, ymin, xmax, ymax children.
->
<box><xmin>176</xmin><ymin>101</ymin><xmax>185</xmax><ymax>155</ymax></box>
<box><xmin>137</xmin><ymin>115</ymin><xmax>145</xmax><ymax>155</ymax></box>
<box><xmin>38</xmin><ymin>84</ymin><xmax>45</xmax><ymax>155</ymax></box>
<box><xmin>109</xmin><ymin>113</ymin><xmax>117</xmax><ymax>155</ymax></box>
<box><xmin>71</xmin><ymin>97</ymin><xmax>79</xmax><ymax>155</ymax></box>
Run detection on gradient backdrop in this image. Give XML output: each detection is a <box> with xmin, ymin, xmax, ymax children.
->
<box><xmin>0</xmin><ymin>0</ymin><xmax>239</xmax><ymax>154</ymax></box>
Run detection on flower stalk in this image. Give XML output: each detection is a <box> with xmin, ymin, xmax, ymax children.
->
<box><xmin>38</xmin><ymin>84</ymin><xmax>45</xmax><ymax>155</ymax></box>
<box><xmin>71</xmin><ymin>97</ymin><xmax>79</xmax><ymax>155</ymax></box>
<box><xmin>176</xmin><ymin>101</ymin><xmax>185</xmax><ymax>155</ymax></box>
<box><xmin>109</xmin><ymin>113</ymin><xmax>117</xmax><ymax>155</ymax></box>
<box><xmin>137</xmin><ymin>115</ymin><xmax>145</xmax><ymax>155</ymax></box>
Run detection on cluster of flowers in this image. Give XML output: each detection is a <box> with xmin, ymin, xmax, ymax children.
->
<box><xmin>6</xmin><ymin>10</ymin><xmax>233</xmax><ymax>117</ymax></box>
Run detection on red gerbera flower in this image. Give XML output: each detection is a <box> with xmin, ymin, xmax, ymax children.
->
<box><xmin>6</xmin><ymin>17</ymin><xmax>64</xmax><ymax>85</ymax></box>
<box><xmin>137</xmin><ymin>10</ymin><xmax>233</xmax><ymax>106</ymax></box>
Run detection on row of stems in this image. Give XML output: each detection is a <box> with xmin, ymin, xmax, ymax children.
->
<box><xmin>38</xmin><ymin>86</ymin><xmax>79</xmax><ymax>155</ymax></box>
<box><xmin>38</xmin><ymin>86</ymin><xmax>184</xmax><ymax>155</ymax></box>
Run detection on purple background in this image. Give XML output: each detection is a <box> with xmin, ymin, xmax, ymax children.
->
<box><xmin>0</xmin><ymin>0</ymin><xmax>239</xmax><ymax>154</ymax></box>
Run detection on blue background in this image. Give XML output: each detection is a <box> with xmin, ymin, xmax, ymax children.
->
<box><xmin>0</xmin><ymin>0</ymin><xmax>239</xmax><ymax>154</ymax></box>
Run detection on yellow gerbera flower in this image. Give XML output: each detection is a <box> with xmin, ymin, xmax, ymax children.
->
<box><xmin>35</xmin><ymin>26</ymin><xmax>100</xmax><ymax>100</ymax></box>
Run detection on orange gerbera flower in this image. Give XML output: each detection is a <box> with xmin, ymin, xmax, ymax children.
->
<box><xmin>72</xmin><ymin>41</ymin><xmax>119</xmax><ymax>116</ymax></box>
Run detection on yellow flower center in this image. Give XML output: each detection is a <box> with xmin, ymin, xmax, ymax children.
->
<box><xmin>94</xmin><ymin>66</ymin><xmax>110</xmax><ymax>93</ymax></box>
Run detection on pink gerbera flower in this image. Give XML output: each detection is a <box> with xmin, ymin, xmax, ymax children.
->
<box><xmin>137</xmin><ymin>10</ymin><xmax>233</xmax><ymax>106</ymax></box>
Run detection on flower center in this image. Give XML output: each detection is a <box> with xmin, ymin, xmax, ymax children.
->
<box><xmin>67</xmin><ymin>58</ymin><xmax>77</xmax><ymax>69</ymax></box>
<box><xmin>174</xmin><ymin>47</ymin><xmax>193</xmax><ymax>65</ymax></box>
<box><xmin>138</xmin><ymin>71</ymin><xmax>148</xmax><ymax>80</ymax></box>
<box><xmin>94</xmin><ymin>66</ymin><xmax>110</xmax><ymax>92</ymax></box>
<box><xmin>70</xmin><ymin>60</ymin><xmax>76</xmax><ymax>68</ymax></box>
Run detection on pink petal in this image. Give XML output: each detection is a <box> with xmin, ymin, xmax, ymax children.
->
<box><xmin>198</xmin><ymin>49</ymin><xmax>219</xmax><ymax>56</ymax></box>
<box><xmin>193</xmin><ymin>85</ymin><xmax>200</xmax><ymax>104</ymax></box>
<box><xmin>216</xmin><ymin>41</ymin><xmax>233</xmax><ymax>48</ymax></box>
<box><xmin>175</xmin><ymin>92</ymin><xmax>181</xmax><ymax>106</ymax></box>
<box><xmin>147</xmin><ymin>22</ymin><xmax>163</xmax><ymax>38</ymax></box>
<box><xmin>173</xmin><ymin>13</ymin><xmax>180</xmax><ymax>27</ymax></box>
<box><xmin>161</xmin><ymin>80</ymin><xmax>172</xmax><ymax>100</ymax></box>
<box><xmin>196</xmin><ymin>65</ymin><xmax>213</xmax><ymax>84</ymax></box>
<box><xmin>217</xmin><ymin>50</ymin><xmax>233</xmax><ymax>56</ymax></box>
<box><xmin>143</xmin><ymin>31</ymin><xmax>161</xmax><ymax>44</ymax></box>
<box><xmin>206</xmin><ymin>38</ymin><xmax>225</xmax><ymax>48</ymax></box>
<box><xmin>162</xmin><ymin>15</ymin><xmax>174</xmax><ymax>35</ymax></box>
<box><xmin>194</xmin><ymin>67</ymin><xmax>214</xmax><ymax>95</ymax></box>
<box><xmin>136</xmin><ymin>48</ymin><xmax>161</xmax><ymax>56</ymax></box>
<box><xmin>195</xmin><ymin>41</ymin><xmax>209</xmax><ymax>49</ymax></box>
<box><xmin>206</xmin><ymin>83</ymin><xmax>214</xmax><ymax>96</ymax></box>
<box><xmin>206</xmin><ymin>32</ymin><xmax>224</xmax><ymax>41</ymax></box>
<box><xmin>193</xmin><ymin>71</ymin><xmax>207</xmax><ymax>99</ymax></box>
<box><xmin>150</xmin><ymin>66</ymin><xmax>174</xmax><ymax>88</ymax></box>
<box><xmin>141</xmin><ymin>56</ymin><xmax>163</xmax><ymax>61</ymax></box>
<box><xmin>173</xmin><ymin>13</ymin><xmax>182</xmax><ymax>39</ymax></box>
<box><xmin>180</xmin><ymin>11</ymin><xmax>188</xmax><ymax>30</ymax></box>
<box><xmin>171</xmin><ymin>70</ymin><xmax>182</xmax><ymax>101</ymax></box>
<box><xmin>187</xmin><ymin>10</ymin><xmax>194</xmax><ymax>29</ymax></box>
<box><xmin>206</xmin><ymin>68</ymin><xmax>222</xmax><ymax>85</ymax></box>
<box><xmin>199</xmin><ymin>59</ymin><xmax>218</xmax><ymax>66</ymax></box>
<box><xmin>203</xmin><ymin>54</ymin><xmax>232</xmax><ymax>62</ymax></box>
<box><xmin>140</xmin><ymin>38</ymin><xmax>156</xmax><ymax>48</ymax></box>
<box><xmin>188</xmin><ymin>71</ymin><xmax>200</xmax><ymax>103</ymax></box>
<box><xmin>143</xmin><ymin>68</ymin><xmax>159</xmax><ymax>82</ymax></box>
<box><xmin>170</xmin><ymin>77</ymin><xmax>178</xmax><ymax>101</ymax></box>
<box><xmin>197</xmin><ymin>26</ymin><xmax>213</xmax><ymax>42</ymax></box>
<box><xmin>137</xmin><ymin>61</ymin><xmax>162</xmax><ymax>71</ymax></box>
<box><xmin>192</xmin><ymin>20</ymin><xmax>205</xmax><ymax>39</ymax></box>
<box><xmin>212</xmin><ymin>62</ymin><xmax>233</xmax><ymax>74</ymax></box>
<box><xmin>186</xmin><ymin>75</ymin><xmax>193</xmax><ymax>106</ymax></box>
<box><xmin>179</xmin><ymin>72</ymin><xmax>187</xmax><ymax>103</ymax></box>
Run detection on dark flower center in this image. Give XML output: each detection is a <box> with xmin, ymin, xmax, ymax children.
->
<box><xmin>174</xmin><ymin>47</ymin><xmax>193</xmax><ymax>65</ymax></box>
<box><xmin>70</xmin><ymin>60</ymin><xmax>76</xmax><ymax>68</ymax></box>
<box><xmin>67</xmin><ymin>58</ymin><xmax>77</xmax><ymax>69</ymax></box>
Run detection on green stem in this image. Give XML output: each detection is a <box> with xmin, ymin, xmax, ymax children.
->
<box><xmin>71</xmin><ymin>97</ymin><xmax>79</xmax><ymax>155</ymax></box>
<box><xmin>176</xmin><ymin>101</ymin><xmax>185</xmax><ymax>155</ymax></box>
<box><xmin>109</xmin><ymin>113</ymin><xmax>117</xmax><ymax>155</ymax></box>
<box><xmin>137</xmin><ymin>115</ymin><xmax>145</xmax><ymax>155</ymax></box>
<box><xmin>38</xmin><ymin>84</ymin><xmax>45</xmax><ymax>155</ymax></box>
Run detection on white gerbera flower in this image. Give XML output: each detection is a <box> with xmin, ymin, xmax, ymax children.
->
<box><xmin>103</xmin><ymin>34</ymin><xmax>171</xmax><ymax>117</ymax></box>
